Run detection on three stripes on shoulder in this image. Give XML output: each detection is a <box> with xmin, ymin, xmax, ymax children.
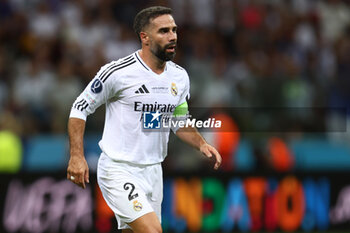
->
<box><xmin>99</xmin><ymin>55</ymin><xmax>136</xmax><ymax>83</ymax></box>
<box><xmin>74</xmin><ymin>56</ymin><xmax>136</xmax><ymax>112</ymax></box>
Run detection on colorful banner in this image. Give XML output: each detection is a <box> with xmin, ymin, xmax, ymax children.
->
<box><xmin>0</xmin><ymin>173</ymin><xmax>350</xmax><ymax>233</ymax></box>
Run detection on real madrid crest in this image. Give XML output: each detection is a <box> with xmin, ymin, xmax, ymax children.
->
<box><xmin>171</xmin><ymin>82</ymin><xmax>178</xmax><ymax>96</ymax></box>
<box><xmin>133</xmin><ymin>200</ymin><xmax>143</xmax><ymax>211</ymax></box>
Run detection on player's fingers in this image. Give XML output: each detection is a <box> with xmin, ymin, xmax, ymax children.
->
<box><xmin>84</xmin><ymin>168</ymin><xmax>90</xmax><ymax>184</ymax></box>
<box><xmin>67</xmin><ymin>170</ymin><xmax>76</xmax><ymax>182</ymax></box>
<box><xmin>202</xmin><ymin>148</ymin><xmax>212</xmax><ymax>158</ymax></box>
<box><xmin>214</xmin><ymin>156</ymin><xmax>222</xmax><ymax>170</ymax></box>
<box><xmin>78</xmin><ymin>171</ymin><xmax>86</xmax><ymax>189</ymax></box>
<box><xmin>68</xmin><ymin>171</ymin><xmax>84</xmax><ymax>189</ymax></box>
<box><xmin>67</xmin><ymin>166</ymin><xmax>73</xmax><ymax>180</ymax></box>
<box><xmin>81</xmin><ymin>181</ymin><xmax>86</xmax><ymax>189</ymax></box>
<box><xmin>209</xmin><ymin>147</ymin><xmax>222</xmax><ymax>170</ymax></box>
<box><xmin>75</xmin><ymin>177</ymin><xmax>85</xmax><ymax>189</ymax></box>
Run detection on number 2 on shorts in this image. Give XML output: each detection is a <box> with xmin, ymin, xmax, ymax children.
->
<box><xmin>123</xmin><ymin>182</ymin><xmax>139</xmax><ymax>201</ymax></box>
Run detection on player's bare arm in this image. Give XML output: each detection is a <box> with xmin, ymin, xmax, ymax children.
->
<box><xmin>176</xmin><ymin>127</ymin><xmax>222</xmax><ymax>170</ymax></box>
<box><xmin>67</xmin><ymin>117</ymin><xmax>89</xmax><ymax>189</ymax></box>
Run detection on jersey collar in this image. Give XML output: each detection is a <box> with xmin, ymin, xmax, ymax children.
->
<box><xmin>135</xmin><ymin>50</ymin><xmax>168</xmax><ymax>76</ymax></box>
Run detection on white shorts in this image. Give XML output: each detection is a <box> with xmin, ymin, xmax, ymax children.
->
<box><xmin>97</xmin><ymin>152</ymin><xmax>163</xmax><ymax>230</ymax></box>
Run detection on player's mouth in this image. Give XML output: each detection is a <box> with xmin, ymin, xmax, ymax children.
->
<box><xmin>166</xmin><ymin>44</ymin><xmax>176</xmax><ymax>53</ymax></box>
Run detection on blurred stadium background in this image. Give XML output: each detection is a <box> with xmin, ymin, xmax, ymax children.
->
<box><xmin>1</xmin><ymin>0</ymin><xmax>350</xmax><ymax>232</ymax></box>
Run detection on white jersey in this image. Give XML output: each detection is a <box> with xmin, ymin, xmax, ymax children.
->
<box><xmin>70</xmin><ymin>51</ymin><xmax>190</xmax><ymax>165</ymax></box>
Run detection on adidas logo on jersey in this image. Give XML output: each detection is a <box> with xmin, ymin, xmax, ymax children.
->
<box><xmin>135</xmin><ymin>84</ymin><xmax>150</xmax><ymax>94</ymax></box>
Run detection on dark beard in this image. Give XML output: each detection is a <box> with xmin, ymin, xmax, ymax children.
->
<box><xmin>152</xmin><ymin>43</ymin><xmax>176</xmax><ymax>62</ymax></box>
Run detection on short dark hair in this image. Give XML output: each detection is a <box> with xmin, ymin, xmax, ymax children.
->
<box><xmin>133</xmin><ymin>6</ymin><xmax>173</xmax><ymax>42</ymax></box>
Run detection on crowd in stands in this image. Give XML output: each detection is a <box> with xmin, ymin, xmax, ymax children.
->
<box><xmin>0</xmin><ymin>0</ymin><xmax>350</xmax><ymax>171</ymax></box>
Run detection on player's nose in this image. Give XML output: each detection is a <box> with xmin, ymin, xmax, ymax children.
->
<box><xmin>169</xmin><ymin>31</ymin><xmax>177</xmax><ymax>42</ymax></box>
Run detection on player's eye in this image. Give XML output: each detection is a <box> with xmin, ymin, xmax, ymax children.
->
<box><xmin>159</xmin><ymin>28</ymin><xmax>169</xmax><ymax>33</ymax></box>
<box><xmin>172</xmin><ymin>27</ymin><xmax>177</xmax><ymax>33</ymax></box>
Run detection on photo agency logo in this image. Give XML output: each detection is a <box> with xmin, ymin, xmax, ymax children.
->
<box><xmin>142</xmin><ymin>111</ymin><xmax>222</xmax><ymax>130</ymax></box>
<box><xmin>142</xmin><ymin>107</ymin><xmax>347</xmax><ymax>133</ymax></box>
<box><xmin>143</xmin><ymin>111</ymin><xmax>162</xmax><ymax>129</ymax></box>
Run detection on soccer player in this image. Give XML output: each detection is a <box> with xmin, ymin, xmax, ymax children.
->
<box><xmin>67</xmin><ymin>6</ymin><xmax>222</xmax><ymax>233</ymax></box>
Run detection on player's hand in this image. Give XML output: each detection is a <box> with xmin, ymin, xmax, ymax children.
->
<box><xmin>200</xmin><ymin>143</ymin><xmax>222</xmax><ymax>170</ymax></box>
<box><xmin>67</xmin><ymin>156</ymin><xmax>89</xmax><ymax>189</ymax></box>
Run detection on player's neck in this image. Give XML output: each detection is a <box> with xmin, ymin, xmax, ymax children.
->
<box><xmin>138</xmin><ymin>50</ymin><xmax>166</xmax><ymax>75</ymax></box>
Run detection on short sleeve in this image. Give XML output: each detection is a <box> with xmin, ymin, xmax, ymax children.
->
<box><xmin>69</xmin><ymin>61</ymin><xmax>123</xmax><ymax>120</ymax></box>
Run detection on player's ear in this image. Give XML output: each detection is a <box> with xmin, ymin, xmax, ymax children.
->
<box><xmin>140</xmin><ymin>31</ymin><xmax>149</xmax><ymax>46</ymax></box>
